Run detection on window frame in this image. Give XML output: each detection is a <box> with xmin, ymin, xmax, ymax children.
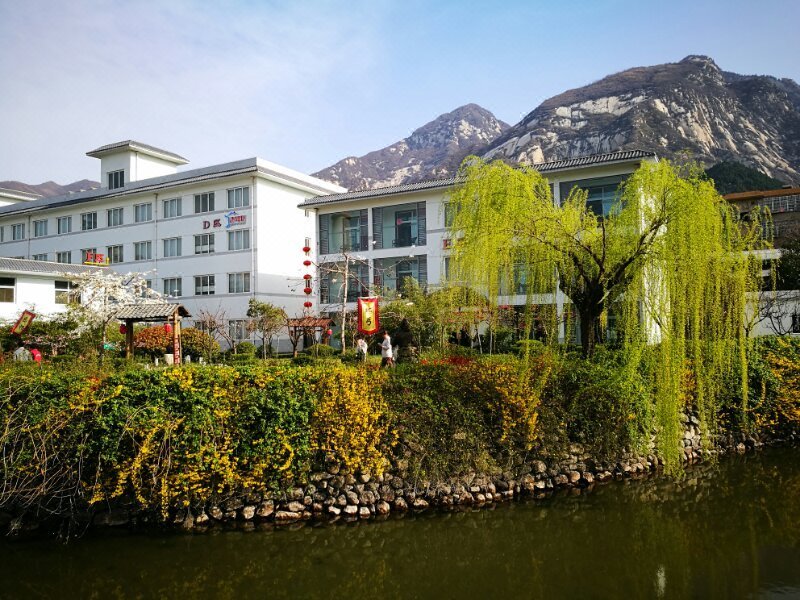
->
<box><xmin>57</xmin><ymin>216</ymin><xmax>72</xmax><ymax>235</ymax></box>
<box><xmin>162</xmin><ymin>197</ymin><xmax>182</xmax><ymax>219</ymax></box>
<box><xmin>134</xmin><ymin>240</ymin><xmax>152</xmax><ymax>261</ymax></box>
<box><xmin>11</xmin><ymin>223</ymin><xmax>25</xmax><ymax>241</ymax></box>
<box><xmin>163</xmin><ymin>237</ymin><xmax>182</xmax><ymax>258</ymax></box>
<box><xmin>194</xmin><ymin>192</ymin><xmax>215</xmax><ymax>214</ymax></box>
<box><xmin>107</xmin><ymin>207</ymin><xmax>124</xmax><ymax>227</ymax></box>
<box><xmin>33</xmin><ymin>219</ymin><xmax>48</xmax><ymax>238</ymax></box>
<box><xmin>134</xmin><ymin>203</ymin><xmax>153</xmax><ymax>223</ymax></box>
<box><xmin>228</xmin><ymin>272</ymin><xmax>251</xmax><ymax>294</ymax></box>
<box><xmin>0</xmin><ymin>277</ymin><xmax>15</xmax><ymax>303</ymax></box>
<box><xmin>194</xmin><ymin>233</ymin><xmax>215</xmax><ymax>255</ymax></box>
<box><xmin>163</xmin><ymin>277</ymin><xmax>183</xmax><ymax>297</ymax></box>
<box><xmin>81</xmin><ymin>212</ymin><xmax>98</xmax><ymax>231</ymax></box>
<box><xmin>227</xmin><ymin>186</ymin><xmax>250</xmax><ymax>209</ymax></box>
<box><xmin>194</xmin><ymin>274</ymin><xmax>215</xmax><ymax>296</ymax></box>
<box><xmin>56</xmin><ymin>251</ymin><xmax>72</xmax><ymax>264</ymax></box>
<box><xmin>108</xmin><ymin>169</ymin><xmax>125</xmax><ymax>190</ymax></box>
<box><xmin>106</xmin><ymin>244</ymin><xmax>124</xmax><ymax>264</ymax></box>
<box><xmin>227</xmin><ymin>229</ymin><xmax>250</xmax><ymax>251</ymax></box>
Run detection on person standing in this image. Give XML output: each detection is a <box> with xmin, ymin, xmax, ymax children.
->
<box><xmin>380</xmin><ymin>330</ymin><xmax>394</xmax><ymax>368</ymax></box>
<box><xmin>356</xmin><ymin>336</ymin><xmax>368</xmax><ymax>362</ymax></box>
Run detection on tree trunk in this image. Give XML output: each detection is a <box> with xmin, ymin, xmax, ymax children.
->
<box><xmin>577</xmin><ymin>304</ymin><xmax>602</xmax><ymax>357</ymax></box>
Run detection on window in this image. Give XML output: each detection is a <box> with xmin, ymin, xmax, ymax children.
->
<box><xmin>11</xmin><ymin>223</ymin><xmax>25</xmax><ymax>241</ymax></box>
<box><xmin>0</xmin><ymin>277</ymin><xmax>15</xmax><ymax>303</ymax></box>
<box><xmin>163</xmin><ymin>197</ymin><xmax>182</xmax><ymax>219</ymax></box>
<box><xmin>194</xmin><ymin>233</ymin><xmax>215</xmax><ymax>254</ymax></box>
<box><xmin>81</xmin><ymin>212</ymin><xmax>97</xmax><ymax>231</ymax></box>
<box><xmin>228</xmin><ymin>272</ymin><xmax>251</xmax><ymax>293</ymax></box>
<box><xmin>163</xmin><ymin>277</ymin><xmax>183</xmax><ymax>297</ymax></box>
<box><xmin>81</xmin><ymin>248</ymin><xmax>97</xmax><ymax>263</ymax></box>
<box><xmin>107</xmin><ymin>245</ymin><xmax>124</xmax><ymax>264</ymax></box>
<box><xmin>57</xmin><ymin>251</ymin><xmax>72</xmax><ymax>264</ymax></box>
<box><xmin>55</xmin><ymin>280</ymin><xmax>79</xmax><ymax>304</ymax></box>
<box><xmin>227</xmin><ymin>229</ymin><xmax>250</xmax><ymax>251</ymax></box>
<box><xmin>57</xmin><ymin>216</ymin><xmax>72</xmax><ymax>234</ymax></box>
<box><xmin>227</xmin><ymin>187</ymin><xmax>250</xmax><ymax>209</ymax></box>
<box><xmin>793</xmin><ymin>313</ymin><xmax>800</xmax><ymax>335</ymax></box>
<box><xmin>194</xmin><ymin>192</ymin><xmax>215</xmax><ymax>214</ymax></box>
<box><xmin>33</xmin><ymin>220</ymin><xmax>48</xmax><ymax>237</ymax></box>
<box><xmin>108</xmin><ymin>170</ymin><xmax>125</xmax><ymax>189</ymax></box>
<box><xmin>32</xmin><ymin>253</ymin><xmax>48</xmax><ymax>261</ymax></box>
<box><xmin>107</xmin><ymin>207</ymin><xmax>124</xmax><ymax>227</ymax></box>
<box><xmin>134</xmin><ymin>241</ymin><xmax>152</xmax><ymax>261</ymax></box>
<box><xmin>194</xmin><ymin>275</ymin><xmax>215</xmax><ymax>295</ymax></box>
<box><xmin>163</xmin><ymin>237</ymin><xmax>182</xmax><ymax>257</ymax></box>
<box><xmin>229</xmin><ymin>319</ymin><xmax>248</xmax><ymax>341</ymax></box>
<box><xmin>134</xmin><ymin>203</ymin><xmax>153</xmax><ymax>223</ymax></box>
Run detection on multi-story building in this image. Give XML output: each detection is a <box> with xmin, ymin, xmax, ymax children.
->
<box><xmin>725</xmin><ymin>187</ymin><xmax>800</xmax><ymax>246</ymax></box>
<box><xmin>299</xmin><ymin>150</ymin><xmax>658</xmax><ymax>343</ymax></box>
<box><xmin>0</xmin><ymin>141</ymin><xmax>344</xmax><ymax>349</ymax></box>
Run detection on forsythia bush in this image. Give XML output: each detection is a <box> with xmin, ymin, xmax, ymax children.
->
<box><xmin>309</xmin><ymin>366</ymin><xmax>390</xmax><ymax>475</ymax></box>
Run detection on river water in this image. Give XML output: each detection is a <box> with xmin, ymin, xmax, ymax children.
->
<box><xmin>1</xmin><ymin>447</ymin><xmax>799</xmax><ymax>599</ymax></box>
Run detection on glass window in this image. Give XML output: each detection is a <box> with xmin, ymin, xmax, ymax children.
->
<box><xmin>33</xmin><ymin>220</ymin><xmax>47</xmax><ymax>237</ymax></box>
<box><xmin>227</xmin><ymin>229</ymin><xmax>250</xmax><ymax>251</ymax></box>
<box><xmin>194</xmin><ymin>192</ymin><xmax>215</xmax><ymax>214</ymax></box>
<box><xmin>134</xmin><ymin>241</ymin><xmax>152</xmax><ymax>261</ymax></box>
<box><xmin>228</xmin><ymin>272</ymin><xmax>251</xmax><ymax>293</ymax></box>
<box><xmin>32</xmin><ymin>253</ymin><xmax>48</xmax><ymax>261</ymax></box>
<box><xmin>163</xmin><ymin>197</ymin><xmax>182</xmax><ymax>218</ymax></box>
<box><xmin>11</xmin><ymin>223</ymin><xmax>25</xmax><ymax>241</ymax></box>
<box><xmin>81</xmin><ymin>248</ymin><xmax>97</xmax><ymax>263</ymax></box>
<box><xmin>0</xmin><ymin>277</ymin><xmax>15</xmax><ymax>303</ymax></box>
<box><xmin>55</xmin><ymin>280</ymin><xmax>79</xmax><ymax>304</ymax></box>
<box><xmin>227</xmin><ymin>187</ymin><xmax>250</xmax><ymax>209</ymax></box>
<box><xmin>194</xmin><ymin>275</ymin><xmax>215</xmax><ymax>295</ymax></box>
<box><xmin>57</xmin><ymin>251</ymin><xmax>72</xmax><ymax>264</ymax></box>
<box><xmin>194</xmin><ymin>233</ymin><xmax>215</xmax><ymax>254</ymax></box>
<box><xmin>107</xmin><ymin>245</ymin><xmax>124</xmax><ymax>264</ymax></box>
<box><xmin>57</xmin><ymin>216</ymin><xmax>72</xmax><ymax>234</ymax></box>
<box><xmin>163</xmin><ymin>237</ymin><xmax>182</xmax><ymax>257</ymax></box>
<box><xmin>81</xmin><ymin>212</ymin><xmax>97</xmax><ymax>231</ymax></box>
<box><xmin>163</xmin><ymin>277</ymin><xmax>182</xmax><ymax>297</ymax></box>
<box><xmin>229</xmin><ymin>319</ymin><xmax>248</xmax><ymax>340</ymax></box>
<box><xmin>108</xmin><ymin>170</ymin><xmax>125</xmax><ymax>189</ymax></box>
<box><xmin>134</xmin><ymin>203</ymin><xmax>153</xmax><ymax>223</ymax></box>
<box><xmin>107</xmin><ymin>207</ymin><xmax>124</xmax><ymax>227</ymax></box>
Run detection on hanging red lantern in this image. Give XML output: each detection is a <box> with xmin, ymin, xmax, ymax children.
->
<box><xmin>303</xmin><ymin>274</ymin><xmax>312</xmax><ymax>280</ymax></box>
<box><xmin>303</xmin><ymin>287</ymin><xmax>312</xmax><ymax>295</ymax></box>
<box><xmin>326</xmin><ymin>329</ymin><xmax>333</xmax><ymax>337</ymax></box>
<box><xmin>303</xmin><ymin>301</ymin><xmax>313</xmax><ymax>308</ymax></box>
<box><xmin>119</xmin><ymin>324</ymin><xmax>127</xmax><ymax>335</ymax></box>
<box><xmin>302</xmin><ymin>246</ymin><xmax>311</xmax><ymax>253</ymax></box>
<box><xmin>164</xmin><ymin>323</ymin><xmax>173</xmax><ymax>334</ymax></box>
<box><xmin>303</xmin><ymin>259</ymin><xmax>312</xmax><ymax>267</ymax></box>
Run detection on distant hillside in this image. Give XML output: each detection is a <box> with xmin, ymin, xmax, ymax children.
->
<box><xmin>313</xmin><ymin>104</ymin><xmax>509</xmax><ymax>190</ymax></box>
<box><xmin>705</xmin><ymin>161</ymin><xmax>786</xmax><ymax>195</ymax></box>
<box><xmin>0</xmin><ymin>179</ymin><xmax>99</xmax><ymax>198</ymax></box>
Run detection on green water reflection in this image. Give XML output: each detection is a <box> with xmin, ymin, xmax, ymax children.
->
<box><xmin>2</xmin><ymin>447</ymin><xmax>799</xmax><ymax>599</ymax></box>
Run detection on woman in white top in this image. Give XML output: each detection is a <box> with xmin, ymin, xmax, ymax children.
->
<box><xmin>380</xmin><ymin>331</ymin><xmax>394</xmax><ymax>368</ymax></box>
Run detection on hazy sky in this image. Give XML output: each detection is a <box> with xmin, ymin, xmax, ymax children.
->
<box><xmin>1</xmin><ymin>0</ymin><xmax>798</xmax><ymax>184</ymax></box>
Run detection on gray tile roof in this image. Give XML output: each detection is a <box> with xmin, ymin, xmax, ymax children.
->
<box><xmin>86</xmin><ymin>140</ymin><xmax>189</xmax><ymax>163</ymax></box>
<box><xmin>114</xmin><ymin>303</ymin><xmax>191</xmax><ymax>320</ymax></box>
<box><xmin>0</xmin><ymin>257</ymin><xmax>103</xmax><ymax>276</ymax></box>
<box><xmin>299</xmin><ymin>150</ymin><xmax>657</xmax><ymax>207</ymax></box>
<box><xmin>0</xmin><ymin>158</ymin><xmax>338</xmax><ymax>218</ymax></box>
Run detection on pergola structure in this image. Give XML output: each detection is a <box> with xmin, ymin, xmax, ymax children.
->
<box><xmin>286</xmin><ymin>316</ymin><xmax>334</xmax><ymax>356</ymax></box>
<box><xmin>115</xmin><ymin>303</ymin><xmax>191</xmax><ymax>363</ymax></box>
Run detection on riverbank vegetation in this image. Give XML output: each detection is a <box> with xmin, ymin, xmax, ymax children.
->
<box><xmin>1</xmin><ymin>338</ymin><xmax>797</xmax><ymax>523</ymax></box>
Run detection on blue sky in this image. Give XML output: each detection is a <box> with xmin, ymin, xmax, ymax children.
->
<box><xmin>1</xmin><ymin>0</ymin><xmax>798</xmax><ymax>184</ymax></box>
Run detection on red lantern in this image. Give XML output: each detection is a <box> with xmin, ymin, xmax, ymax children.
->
<box><xmin>303</xmin><ymin>259</ymin><xmax>312</xmax><ymax>267</ymax></box>
<box><xmin>304</xmin><ymin>301</ymin><xmax>313</xmax><ymax>308</ymax></box>
<box><xmin>119</xmin><ymin>324</ymin><xmax>127</xmax><ymax>335</ymax></box>
<box><xmin>303</xmin><ymin>274</ymin><xmax>312</xmax><ymax>280</ymax></box>
<box><xmin>303</xmin><ymin>287</ymin><xmax>312</xmax><ymax>295</ymax></box>
<box><xmin>326</xmin><ymin>329</ymin><xmax>333</xmax><ymax>336</ymax></box>
<box><xmin>302</xmin><ymin>246</ymin><xmax>311</xmax><ymax>253</ymax></box>
<box><xmin>164</xmin><ymin>324</ymin><xmax>173</xmax><ymax>334</ymax></box>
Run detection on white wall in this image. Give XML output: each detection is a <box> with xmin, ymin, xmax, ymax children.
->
<box><xmin>0</xmin><ymin>274</ymin><xmax>70</xmax><ymax>322</ymax></box>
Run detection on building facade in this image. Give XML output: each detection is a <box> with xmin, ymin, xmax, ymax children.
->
<box><xmin>299</xmin><ymin>150</ymin><xmax>658</xmax><ymax>343</ymax></box>
<box><xmin>0</xmin><ymin>141</ymin><xmax>344</xmax><ymax>349</ymax></box>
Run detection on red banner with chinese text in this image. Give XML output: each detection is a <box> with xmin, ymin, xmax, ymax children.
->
<box><xmin>11</xmin><ymin>310</ymin><xmax>36</xmax><ymax>335</ymax></box>
<box><xmin>357</xmin><ymin>297</ymin><xmax>380</xmax><ymax>335</ymax></box>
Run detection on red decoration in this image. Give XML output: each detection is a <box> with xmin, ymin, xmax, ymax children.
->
<box><xmin>303</xmin><ymin>287</ymin><xmax>312</xmax><ymax>295</ymax></box>
<box><xmin>303</xmin><ymin>301</ymin><xmax>313</xmax><ymax>308</ymax></box>
<box><xmin>302</xmin><ymin>246</ymin><xmax>311</xmax><ymax>253</ymax></box>
<box><xmin>119</xmin><ymin>324</ymin><xmax>127</xmax><ymax>335</ymax></box>
<box><xmin>303</xmin><ymin>259</ymin><xmax>312</xmax><ymax>267</ymax></box>
<box><xmin>357</xmin><ymin>297</ymin><xmax>380</xmax><ymax>335</ymax></box>
<box><xmin>164</xmin><ymin>324</ymin><xmax>173</xmax><ymax>334</ymax></box>
<box><xmin>303</xmin><ymin>274</ymin><xmax>312</xmax><ymax>280</ymax></box>
<box><xmin>326</xmin><ymin>329</ymin><xmax>333</xmax><ymax>336</ymax></box>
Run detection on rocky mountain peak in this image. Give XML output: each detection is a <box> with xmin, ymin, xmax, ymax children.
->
<box><xmin>313</xmin><ymin>104</ymin><xmax>509</xmax><ymax>190</ymax></box>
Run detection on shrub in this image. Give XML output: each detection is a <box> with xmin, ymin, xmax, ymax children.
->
<box><xmin>235</xmin><ymin>341</ymin><xmax>257</xmax><ymax>356</ymax></box>
<box><xmin>134</xmin><ymin>326</ymin><xmax>170</xmax><ymax>358</ymax></box>
<box><xmin>180</xmin><ymin>328</ymin><xmax>219</xmax><ymax>360</ymax></box>
<box><xmin>304</xmin><ymin>343</ymin><xmax>336</xmax><ymax>358</ymax></box>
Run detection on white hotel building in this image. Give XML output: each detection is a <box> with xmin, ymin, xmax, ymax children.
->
<box><xmin>0</xmin><ymin>141</ymin><xmax>343</xmax><ymax>346</ymax></box>
<box><xmin>300</xmin><ymin>150</ymin><xmax>658</xmax><ymax>343</ymax></box>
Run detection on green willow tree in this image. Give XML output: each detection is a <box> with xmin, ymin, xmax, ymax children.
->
<box><xmin>448</xmin><ymin>157</ymin><xmax>768</xmax><ymax>469</ymax></box>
